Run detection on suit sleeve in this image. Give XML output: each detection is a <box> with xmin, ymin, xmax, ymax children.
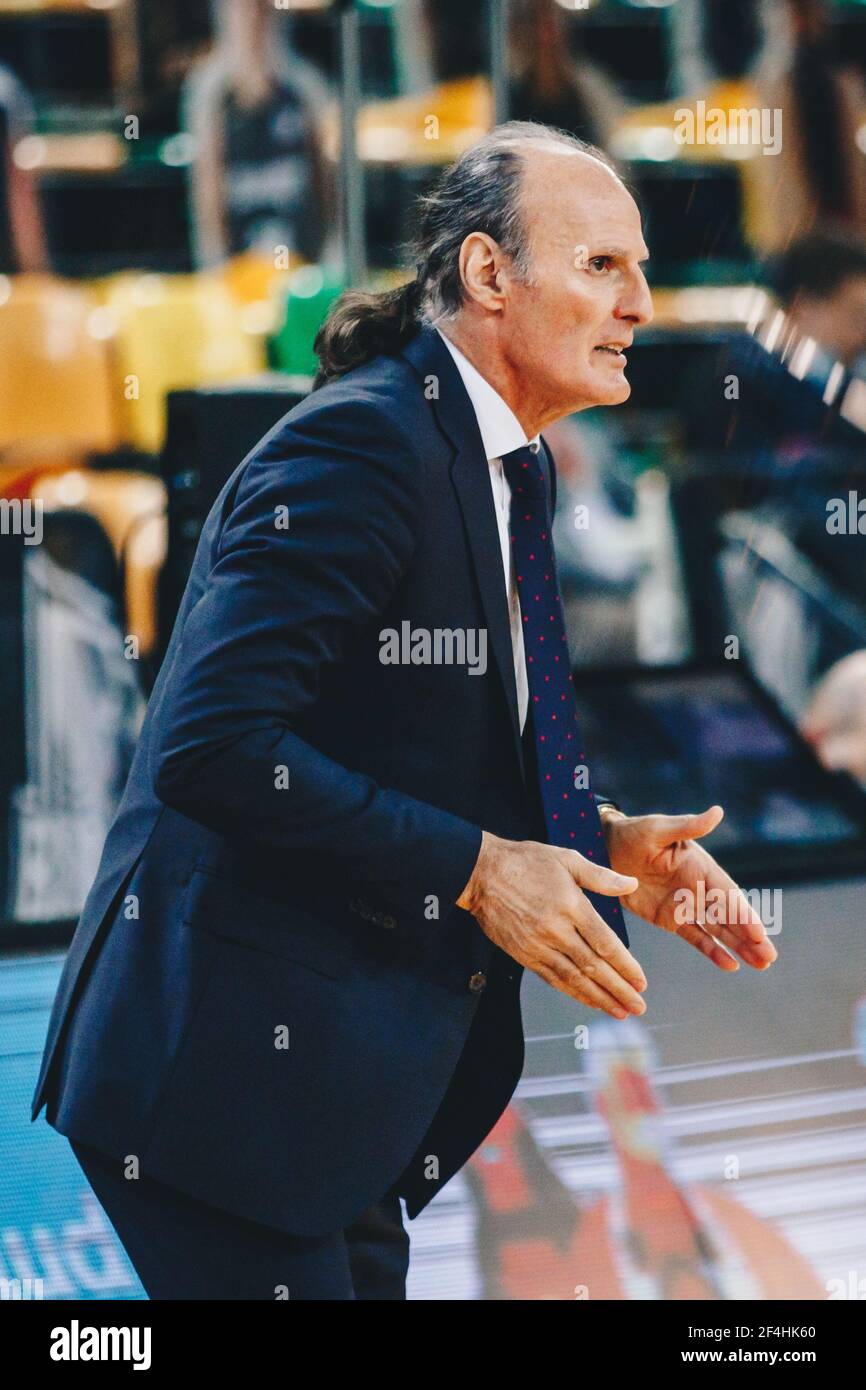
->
<box><xmin>152</xmin><ymin>394</ymin><xmax>483</xmax><ymax>928</ymax></box>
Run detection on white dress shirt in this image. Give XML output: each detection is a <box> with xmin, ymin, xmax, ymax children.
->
<box><xmin>436</xmin><ymin>327</ymin><xmax>540</xmax><ymax>734</ymax></box>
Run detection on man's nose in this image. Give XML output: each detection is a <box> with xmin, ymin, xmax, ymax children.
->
<box><xmin>617</xmin><ymin>271</ymin><xmax>654</xmax><ymax>329</ymax></box>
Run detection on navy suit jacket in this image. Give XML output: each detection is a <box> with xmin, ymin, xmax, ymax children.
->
<box><xmin>32</xmin><ymin>323</ymin><xmax>569</xmax><ymax>1236</ymax></box>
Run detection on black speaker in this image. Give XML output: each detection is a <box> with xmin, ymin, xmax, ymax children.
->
<box><xmin>159</xmin><ymin>375</ymin><xmax>311</xmax><ymax>657</ymax></box>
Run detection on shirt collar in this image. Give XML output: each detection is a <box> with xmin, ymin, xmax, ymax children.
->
<box><xmin>435</xmin><ymin>326</ymin><xmax>540</xmax><ymax>461</ymax></box>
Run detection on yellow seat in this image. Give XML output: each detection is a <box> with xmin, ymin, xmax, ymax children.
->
<box><xmin>321</xmin><ymin>76</ymin><xmax>493</xmax><ymax>167</ymax></box>
<box><xmin>216</xmin><ymin>250</ymin><xmax>305</xmax><ymax>344</ymax></box>
<box><xmin>218</xmin><ymin>249</ymin><xmax>301</xmax><ymax>305</ymax></box>
<box><xmin>101</xmin><ymin>272</ymin><xmax>265</xmax><ymax>453</ymax></box>
<box><xmin>0</xmin><ymin>275</ymin><xmax>116</xmax><ymax>457</ymax></box>
<box><xmin>610</xmin><ymin>80</ymin><xmax>761</xmax><ymax>165</ymax></box>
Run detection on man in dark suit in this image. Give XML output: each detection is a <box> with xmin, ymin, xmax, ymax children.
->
<box><xmin>32</xmin><ymin>122</ymin><xmax>776</xmax><ymax>1300</ymax></box>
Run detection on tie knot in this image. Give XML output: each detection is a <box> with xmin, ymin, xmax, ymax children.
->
<box><xmin>502</xmin><ymin>443</ymin><xmax>546</xmax><ymax>500</ymax></box>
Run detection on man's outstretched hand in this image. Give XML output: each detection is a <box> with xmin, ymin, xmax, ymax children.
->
<box><xmin>457</xmin><ymin>805</ymin><xmax>777</xmax><ymax>1020</ymax></box>
<box><xmin>599</xmin><ymin>803</ymin><xmax>778</xmax><ymax>972</ymax></box>
<box><xmin>457</xmin><ymin>833</ymin><xmax>647</xmax><ymax>1020</ymax></box>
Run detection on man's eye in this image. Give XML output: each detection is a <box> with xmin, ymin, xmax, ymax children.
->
<box><xmin>588</xmin><ymin>256</ymin><xmax>612</xmax><ymax>273</ymax></box>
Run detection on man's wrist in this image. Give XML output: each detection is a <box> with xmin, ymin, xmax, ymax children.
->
<box><xmin>457</xmin><ymin>829</ymin><xmax>497</xmax><ymax>913</ymax></box>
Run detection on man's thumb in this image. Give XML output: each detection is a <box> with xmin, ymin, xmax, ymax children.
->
<box><xmin>651</xmin><ymin>804</ymin><xmax>724</xmax><ymax>842</ymax></box>
<box><xmin>557</xmin><ymin>849</ymin><xmax>638</xmax><ymax>897</ymax></box>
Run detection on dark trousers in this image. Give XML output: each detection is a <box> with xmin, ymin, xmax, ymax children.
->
<box><xmin>70</xmin><ymin>1139</ymin><xmax>409</xmax><ymax>1301</ymax></box>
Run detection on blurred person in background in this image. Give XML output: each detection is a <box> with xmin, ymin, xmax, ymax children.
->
<box><xmin>677</xmin><ymin>224</ymin><xmax>866</xmax><ymax>781</ymax></box>
<box><xmin>423</xmin><ymin>0</ymin><xmax>627</xmax><ymax>148</ymax></box>
<box><xmin>667</xmin><ymin>0</ymin><xmax>792</xmax><ymax>96</ymax></box>
<box><xmin>790</xmin><ymin>226</ymin><xmax>866</xmax><ymax>780</ymax></box>
<box><xmin>508</xmin><ymin>0</ymin><xmax>628</xmax><ymax>149</ymax></box>
<box><xmin>682</xmin><ymin>226</ymin><xmax>866</xmax><ymax>453</ymax></box>
<box><xmin>0</xmin><ymin>63</ymin><xmax>47</xmax><ymax>273</ymax></box>
<box><xmin>803</xmin><ymin>650</ymin><xmax>866</xmax><ymax>782</ymax></box>
<box><xmin>423</xmin><ymin>0</ymin><xmax>486</xmax><ymax>82</ymax></box>
<box><xmin>749</xmin><ymin>0</ymin><xmax>866</xmax><ymax>250</ymax></box>
<box><xmin>764</xmin><ymin>227</ymin><xmax>866</xmax><ymax>377</ymax></box>
<box><xmin>183</xmin><ymin>0</ymin><xmax>331</xmax><ymax>269</ymax></box>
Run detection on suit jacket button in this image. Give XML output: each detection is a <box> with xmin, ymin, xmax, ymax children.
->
<box><xmin>468</xmin><ymin>971</ymin><xmax>487</xmax><ymax>994</ymax></box>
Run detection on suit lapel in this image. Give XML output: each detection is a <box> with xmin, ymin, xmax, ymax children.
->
<box><xmin>402</xmin><ymin>324</ymin><xmax>526</xmax><ymax>782</ymax></box>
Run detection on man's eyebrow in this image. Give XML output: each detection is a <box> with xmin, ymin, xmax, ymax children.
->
<box><xmin>597</xmin><ymin>246</ymin><xmax>650</xmax><ymax>263</ymax></box>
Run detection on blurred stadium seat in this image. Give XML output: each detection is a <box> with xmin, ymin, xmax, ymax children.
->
<box><xmin>270</xmin><ymin>263</ymin><xmax>345</xmax><ymax>376</ymax></box>
<box><xmin>218</xmin><ymin>247</ymin><xmax>298</xmax><ymax>307</ymax></box>
<box><xmin>321</xmin><ymin>76</ymin><xmax>493</xmax><ymax>167</ymax></box>
<box><xmin>0</xmin><ymin>275</ymin><xmax>116</xmax><ymax>456</ymax></box>
<box><xmin>97</xmin><ymin>272</ymin><xmax>264</xmax><ymax>453</ymax></box>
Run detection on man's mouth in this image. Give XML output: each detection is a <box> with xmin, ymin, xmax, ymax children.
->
<box><xmin>593</xmin><ymin>343</ymin><xmax>629</xmax><ymax>363</ymax></box>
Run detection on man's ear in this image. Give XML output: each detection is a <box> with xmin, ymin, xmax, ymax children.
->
<box><xmin>459</xmin><ymin>232</ymin><xmax>506</xmax><ymax>312</ymax></box>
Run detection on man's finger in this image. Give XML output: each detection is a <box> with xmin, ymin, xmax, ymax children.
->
<box><xmin>554</xmin><ymin>847</ymin><xmax>638</xmax><ymax>897</ymax></box>
<box><xmin>648</xmin><ymin>805</ymin><xmax>724</xmax><ymax>844</ymax></box>
<box><xmin>670</xmin><ymin>916</ymin><xmax>740</xmax><ymax>971</ymax></box>
<box><xmin>566</xmin><ymin>890</ymin><xmax>648</xmax><ymax>992</ymax></box>
<box><xmin>703</xmin><ymin>925</ymin><xmax>775</xmax><ymax>971</ymax></box>
<box><xmin>548</xmin><ymin>933</ymin><xmax>647</xmax><ymax>1013</ymax></box>
<box><xmin>536</xmin><ymin>952</ymin><xmax>643</xmax><ymax>1019</ymax></box>
<box><xmin>675</xmin><ymin>913</ymin><xmax>777</xmax><ymax>970</ymax></box>
<box><xmin>691</xmin><ymin>864</ymin><xmax>771</xmax><ymax>945</ymax></box>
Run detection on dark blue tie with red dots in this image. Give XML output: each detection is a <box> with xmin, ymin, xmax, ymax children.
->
<box><xmin>502</xmin><ymin>443</ymin><xmax>629</xmax><ymax>948</ymax></box>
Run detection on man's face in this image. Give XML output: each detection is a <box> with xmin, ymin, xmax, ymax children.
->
<box><xmin>499</xmin><ymin>150</ymin><xmax>653</xmax><ymax>417</ymax></box>
<box><xmin>795</xmin><ymin>275</ymin><xmax>866</xmax><ymax>366</ymax></box>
